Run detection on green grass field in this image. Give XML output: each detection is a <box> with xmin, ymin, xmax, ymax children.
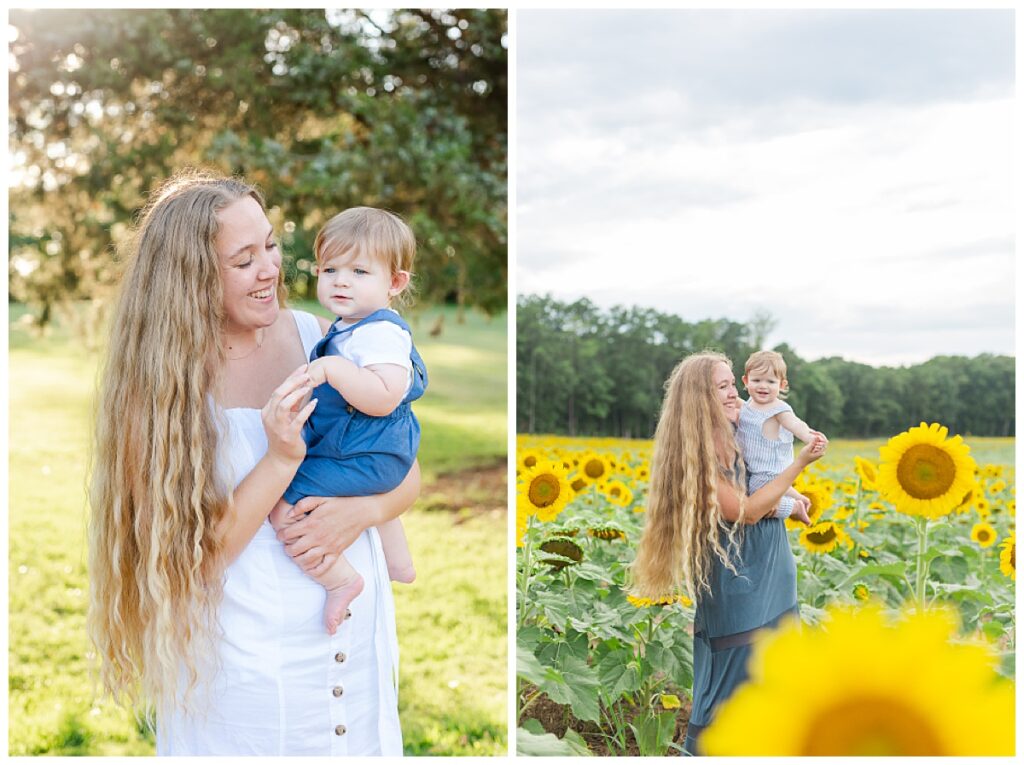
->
<box><xmin>7</xmin><ymin>302</ymin><xmax>508</xmax><ymax>756</ymax></box>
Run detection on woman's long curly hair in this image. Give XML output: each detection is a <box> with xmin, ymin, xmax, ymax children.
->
<box><xmin>632</xmin><ymin>351</ymin><xmax>747</xmax><ymax>601</ymax></box>
<box><xmin>87</xmin><ymin>170</ymin><xmax>267</xmax><ymax>716</ymax></box>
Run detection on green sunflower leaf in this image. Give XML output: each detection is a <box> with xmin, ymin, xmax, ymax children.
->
<box><xmin>516</xmin><ymin>722</ymin><xmax>593</xmax><ymax>756</ymax></box>
<box><xmin>538</xmin><ymin>653</ymin><xmax>601</xmax><ymax>723</ymax></box>
<box><xmin>595</xmin><ymin>648</ymin><xmax>641</xmax><ymax>701</ymax></box>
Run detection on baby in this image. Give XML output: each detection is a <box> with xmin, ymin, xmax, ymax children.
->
<box><xmin>737</xmin><ymin>350</ymin><xmax>827</xmax><ymax>524</ymax></box>
<box><xmin>270</xmin><ymin>207</ymin><xmax>426</xmax><ymax>634</ymax></box>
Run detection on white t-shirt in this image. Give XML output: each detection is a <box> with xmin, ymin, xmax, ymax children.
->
<box><xmin>325</xmin><ymin>310</ymin><xmax>413</xmax><ymax>395</ymax></box>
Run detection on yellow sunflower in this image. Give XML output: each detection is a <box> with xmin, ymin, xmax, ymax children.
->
<box><xmin>633</xmin><ymin>462</ymin><xmax>651</xmax><ymax>482</ymax></box>
<box><xmin>973</xmin><ymin>497</ymin><xmax>991</xmax><ymax>518</ymax></box>
<box><xmin>626</xmin><ymin>592</ymin><xmax>693</xmax><ymax>608</ymax></box>
<box><xmin>833</xmin><ymin>504</ymin><xmax>854</xmax><ymax>521</ymax></box>
<box><xmin>798</xmin><ymin>521</ymin><xmax>852</xmax><ymax>554</ymax></box>
<box><xmin>588</xmin><ymin>524</ymin><xmax>626</xmax><ymax>541</ymax></box>
<box><xmin>518</xmin><ymin>447</ymin><xmax>544</xmax><ymax>472</ymax></box>
<box><xmin>701</xmin><ymin>605</ymin><xmax>1015</xmax><ymax>755</ymax></box>
<box><xmin>601</xmin><ymin>479</ymin><xmax>633</xmax><ymax>508</ymax></box>
<box><xmin>577</xmin><ymin>452</ymin><xmax>611</xmax><ymax>484</ymax></box>
<box><xmin>515</xmin><ymin>505</ymin><xmax>529</xmax><ymax>548</ymax></box>
<box><xmin>970</xmin><ymin>521</ymin><xmax>997</xmax><ymax>549</ymax></box>
<box><xmin>954</xmin><ymin>483</ymin><xmax>981</xmax><ymax>515</ymax></box>
<box><xmin>999</xmin><ymin>532</ymin><xmax>1015</xmax><ymax>580</ymax></box>
<box><xmin>854</xmin><ymin>456</ymin><xmax>878</xmax><ymax>490</ymax></box>
<box><xmin>785</xmin><ymin>483</ymin><xmax>834</xmax><ymax>530</ymax></box>
<box><xmin>516</xmin><ymin>459</ymin><xmax>572</xmax><ymax>522</ymax></box>
<box><xmin>568</xmin><ymin>474</ymin><xmax>589</xmax><ymax>494</ymax></box>
<box><xmin>539</xmin><ymin>537</ymin><xmax>583</xmax><ymax>570</ymax></box>
<box><xmin>988</xmin><ymin>479</ymin><xmax>1006</xmax><ymax>495</ymax></box>
<box><xmin>876</xmin><ymin>423</ymin><xmax>978</xmax><ymax>519</ymax></box>
<box><xmin>852</xmin><ymin>583</ymin><xmax>870</xmax><ymax>602</ymax></box>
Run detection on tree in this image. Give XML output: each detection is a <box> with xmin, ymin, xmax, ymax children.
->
<box><xmin>9</xmin><ymin>9</ymin><xmax>508</xmax><ymax>328</ymax></box>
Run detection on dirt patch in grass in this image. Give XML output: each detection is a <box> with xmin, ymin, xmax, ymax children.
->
<box><xmin>421</xmin><ymin>460</ymin><xmax>506</xmax><ymax>519</ymax></box>
<box><xmin>521</xmin><ymin>689</ymin><xmax>692</xmax><ymax>756</ymax></box>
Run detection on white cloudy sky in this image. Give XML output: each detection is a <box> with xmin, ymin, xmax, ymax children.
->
<box><xmin>516</xmin><ymin>9</ymin><xmax>1014</xmax><ymax>366</ymax></box>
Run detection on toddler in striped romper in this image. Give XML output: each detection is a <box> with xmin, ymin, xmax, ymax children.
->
<box><xmin>736</xmin><ymin>350</ymin><xmax>828</xmax><ymax>523</ymax></box>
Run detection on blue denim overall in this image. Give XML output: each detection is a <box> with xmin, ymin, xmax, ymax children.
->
<box><xmin>282</xmin><ymin>309</ymin><xmax>427</xmax><ymax>504</ymax></box>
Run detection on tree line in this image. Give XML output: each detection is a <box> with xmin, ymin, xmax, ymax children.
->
<box><xmin>517</xmin><ymin>294</ymin><xmax>1015</xmax><ymax>439</ymax></box>
<box><xmin>9</xmin><ymin>9</ymin><xmax>507</xmax><ymax>329</ymax></box>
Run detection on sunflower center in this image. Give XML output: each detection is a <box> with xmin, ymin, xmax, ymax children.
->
<box><xmin>584</xmin><ymin>459</ymin><xmax>605</xmax><ymax>479</ymax></box>
<box><xmin>896</xmin><ymin>444</ymin><xmax>956</xmax><ymax>499</ymax></box>
<box><xmin>806</xmin><ymin>527</ymin><xmax>837</xmax><ymax>545</ymax></box>
<box><xmin>523</xmin><ymin>454</ymin><xmax>538</xmax><ymax>468</ymax></box>
<box><xmin>528</xmin><ymin>474</ymin><xmax>561</xmax><ymax>508</ymax></box>
<box><xmin>1011</xmin><ymin>544</ymin><xmax>1016</xmax><ymax>569</ymax></box>
<box><xmin>610</xmin><ymin>485</ymin><xmax>622</xmax><ymax>497</ymax></box>
<box><xmin>978</xmin><ymin>529</ymin><xmax>992</xmax><ymax>543</ymax></box>
<box><xmin>570</xmin><ymin>477</ymin><xmax>587</xmax><ymax>492</ymax></box>
<box><xmin>802</xmin><ymin>696</ymin><xmax>944</xmax><ymax>755</ymax></box>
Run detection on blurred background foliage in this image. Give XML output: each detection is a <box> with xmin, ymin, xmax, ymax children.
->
<box><xmin>9</xmin><ymin>8</ymin><xmax>507</xmax><ymax>334</ymax></box>
<box><xmin>517</xmin><ymin>294</ymin><xmax>1015</xmax><ymax>439</ymax></box>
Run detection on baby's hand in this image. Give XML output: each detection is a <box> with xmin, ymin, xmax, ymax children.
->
<box><xmin>269</xmin><ymin>497</ymin><xmax>296</xmax><ymax>530</ymax></box>
<box><xmin>808</xmin><ymin>429</ymin><xmax>829</xmax><ymax>447</ymax></box>
<box><xmin>307</xmin><ymin>358</ymin><xmax>328</xmax><ymax>388</ymax></box>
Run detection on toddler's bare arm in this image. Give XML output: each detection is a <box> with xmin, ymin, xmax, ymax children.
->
<box><xmin>308</xmin><ymin>356</ymin><xmax>408</xmax><ymax>416</ymax></box>
<box><xmin>776</xmin><ymin>409</ymin><xmax>818</xmax><ymax>444</ymax></box>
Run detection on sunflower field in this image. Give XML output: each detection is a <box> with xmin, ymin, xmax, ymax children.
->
<box><xmin>515</xmin><ymin>427</ymin><xmax>1015</xmax><ymax>756</ymax></box>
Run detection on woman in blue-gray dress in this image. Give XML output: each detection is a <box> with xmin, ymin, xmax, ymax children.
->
<box><xmin>631</xmin><ymin>351</ymin><xmax>826</xmax><ymax>756</ymax></box>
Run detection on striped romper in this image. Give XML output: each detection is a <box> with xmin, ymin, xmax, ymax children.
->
<box><xmin>736</xmin><ymin>399</ymin><xmax>799</xmax><ymax>507</ymax></box>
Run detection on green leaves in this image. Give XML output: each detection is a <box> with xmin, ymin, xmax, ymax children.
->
<box><xmin>9</xmin><ymin>9</ymin><xmax>508</xmax><ymax>323</ymax></box>
<box><xmin>516</xmin><ymin>721</ymin><xmax>592</xmax><ymax>756</ymax></box>
<box><xmin>531</xmin><ymin>654</ymin><xmax>601</xmax><ymax>723</ymax></box>
<box><xmin>628</xmin><ymin>711</ymin><xmax>678</xmax><ymax>757</ymax></box>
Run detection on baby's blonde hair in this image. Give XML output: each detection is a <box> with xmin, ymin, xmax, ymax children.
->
<box><xmin>314</xmin><ymin>206</ymin><xmax>416</xmax><ymax>308</ymax></box>
<box><xmin>744</xmin><ymin>349</ymin><xmax>789</xmax><ymax>396</ymax></box>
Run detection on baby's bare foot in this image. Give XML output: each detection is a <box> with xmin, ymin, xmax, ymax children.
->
<box><xmin>323</xmin><ymin>575</ymin><xmax>364</xmax><ymax>635</ymax></box>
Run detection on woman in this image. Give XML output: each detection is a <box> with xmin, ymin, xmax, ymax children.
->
<box><xmin>87</xmin><ymin>171</ymin><xmax>418</xmax><ymax>755</ymax></box>
<box><xmin>631</xmin><ymin>351</ymin><xmax>824</xmax><ymax>756</ymax></box>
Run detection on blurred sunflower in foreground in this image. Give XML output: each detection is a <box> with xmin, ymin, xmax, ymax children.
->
<box><xmin>702</xmin><ymin>605</ymin><xmax>1014</xmax><ymax>755</ymax></box>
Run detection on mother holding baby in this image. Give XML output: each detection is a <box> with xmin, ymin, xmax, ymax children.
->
<box><xmin>632</xmin><ymin>351</ymin><xmax>826</xmax><ymax>756</ymax></box>
<box><xmin>87</xmin><ymin>171</ymin><xmax>416</xmax><ymax>755</ymax></box>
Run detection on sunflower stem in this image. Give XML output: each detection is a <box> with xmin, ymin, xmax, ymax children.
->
<box><xmin>914</xmin><ymin>516</ymin><xmax>930</xmax><ymax>610</ymax></box>
<box><xmin>517</xmin><ymin>515</ymin><xmax>536</xmax><ymax>631</ymax></box>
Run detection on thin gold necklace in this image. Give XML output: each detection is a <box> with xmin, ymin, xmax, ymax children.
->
<box><xmin>224</xmin><ymin>328</ymin><xmax>265</xmax><ymax>361</ymax></box>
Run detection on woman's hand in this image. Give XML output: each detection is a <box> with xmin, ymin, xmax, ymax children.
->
<box><xmin>796</xmin><ymin>435</ymin><xmax>827</xmax><ymax>467</ymax></box>
<box><xmin>262</xmin><ymin>363</ymin><xmax>316</xmax><ymax>467</ymax></box>
<box><xmin>276</xmin><ymin>495</ymin><xmax>380</xmax><ymax>577</ymax></box>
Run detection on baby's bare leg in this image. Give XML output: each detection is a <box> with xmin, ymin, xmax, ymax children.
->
<box><xmin>377</xmin><ymin>517</ymin><xmax>415</xmax><ymax>583</ymax></box>
<box><xmin>270</xmin><ymin>498</ymin><xmax>363</xmax><ymax>634</ymax></box>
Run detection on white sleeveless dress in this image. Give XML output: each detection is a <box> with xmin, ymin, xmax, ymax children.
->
<box><xmin>157</xmin><ymin>310</ymin><xmax>403</xmax><ymax>756</ymax></box>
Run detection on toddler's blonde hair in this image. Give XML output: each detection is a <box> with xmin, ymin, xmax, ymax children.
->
<box><xmin>744</xmin><ymin>350</ymin><xmax>789</xmax><ymax>395</ymax></box>
<box><xmin>314</xmin><ymin>207</ymin><xmax>416</xmax><ymax>308</ymax></box>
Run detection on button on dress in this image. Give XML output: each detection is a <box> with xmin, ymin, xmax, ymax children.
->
<box><xmin>156</xmin><ymin>310</ymin><xmax>403</xmax><ymax>756</ymax></box>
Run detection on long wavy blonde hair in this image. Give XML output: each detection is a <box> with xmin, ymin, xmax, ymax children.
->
<box><xmin>87</xmin><ymin>170</ymin><xmax>269</xmax><ymax>716</ymax></box>
<box><xmin>632</xmin><ymin>351</ymin><xmax>747</xmax><ymax>600</ymax></box>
